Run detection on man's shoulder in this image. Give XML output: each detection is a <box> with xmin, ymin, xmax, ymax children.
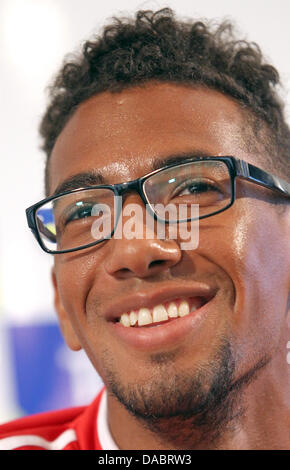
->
<box><xmin>0</xmin><ymin>406</ymin><xmax>84</xmax><ymax>450</ymax></box>
<box><xmin>0</xmin><ymin>388</ymin><xmax>105</xmax><ymax>450</ymax></box>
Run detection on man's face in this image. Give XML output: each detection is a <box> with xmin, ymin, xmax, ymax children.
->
<box><xmin>49</xmin><ymin>83</ymin><xmax>289</xmax><ymax>429</ymax></box>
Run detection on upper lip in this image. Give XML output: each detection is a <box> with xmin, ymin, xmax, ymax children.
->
<box><xmin>104</xmin><ymin>282</ymin><xmax>218</xmax><ymax>322</ymax></box>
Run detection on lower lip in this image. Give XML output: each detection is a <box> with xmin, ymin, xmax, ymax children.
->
<box><xmin>108</xmin><ymin>298</ymin><xmax>215</xmax><ymax>351</ymax></box>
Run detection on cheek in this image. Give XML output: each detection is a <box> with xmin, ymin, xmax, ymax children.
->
<box><xmin>54</xmin><ymin>251</ymin><xmax>114</xmax><ymax>372</ymax></box>
<box><xmin>54</xmin><ymin>251</ymin><xmax>103</xmax><ymax>325</ymax></box>
<box><xmin>203</xmin><ymin>202</ymin><xmax>288</xmax><ymax>354</ymax></box>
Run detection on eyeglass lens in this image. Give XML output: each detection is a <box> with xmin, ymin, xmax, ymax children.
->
<box><xmin>35</xmin><ymin>160</ymin><xmax>232</xmax><ymax>252</ymax></box>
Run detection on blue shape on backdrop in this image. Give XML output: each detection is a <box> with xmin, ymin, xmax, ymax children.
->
<box><xmin>9</xmin><ymin>324</ymin><xmax>72</xmax><ymax>416</ymax></box>
<box><xmin>37</xmin><ymin>208</ymin><xmax>54</xmax><ymax>224</ymax></box>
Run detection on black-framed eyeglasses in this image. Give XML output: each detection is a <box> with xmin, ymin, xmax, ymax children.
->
<box><xmin>26</xmin><ymin>156</ymin><xmax>290</xmax><ymax>254</ymax></box>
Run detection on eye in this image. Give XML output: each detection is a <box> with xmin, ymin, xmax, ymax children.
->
<box><xmin>173</xmin><ymin>179</ymin><xmax>221</xmax><ymax>196</ymax></box>
<box><xmin>65</xmin><ymin>203</ymin><xmax>94</xmax><ymax>224</ymax></box>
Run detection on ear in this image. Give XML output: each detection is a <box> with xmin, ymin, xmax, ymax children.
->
<box><xmin>51</xmin><ymin>267</ymin><xmax>82</xmax><ymax>351</ymax></box>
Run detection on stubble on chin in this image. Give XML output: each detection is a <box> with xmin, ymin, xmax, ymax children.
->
<box><xmin>102</xmin><ymin>340</ymin><xmax>238</xmax><ymax>448</ymax></box>
<box><xmin>102</xmin><ymin>339</ymin><xmax>270</xmax><ymax>449</ymax></box>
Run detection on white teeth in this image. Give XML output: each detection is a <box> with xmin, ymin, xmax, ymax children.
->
<box><xmin>129</xmin><ymin>311</ymin><xmax>138</xmax><ymax>326</ymax></box>
<box><xmin>120</xmin><ymin>313</ymin><xmax>130</xmax><ymax>327</ymax></box>
<box><xmin>152</xmin><ymin>305</ymin><xmax>168</xmax><ymax>323</ymax></box>
<box><xmin>138</xmin><ymin>308</ymin><xmax>152</xmax><ymax>326</ymax></box>
<box><xmin>118</xmin><ymin>299</ymin><xmax>198</xmax><ymax>326</ymax></box>
<box><xmin>178</xmin><ymin>300</ymin><xmax>190</xmax><ymax>317</ymax></box>
<box><xmin>168</xmin><ymin>302</ymin><xmax>178</xmax><ymax>318</ymax></box>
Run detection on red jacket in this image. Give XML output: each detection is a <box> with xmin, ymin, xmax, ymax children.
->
<box><xmin>0</xmin><ymin>387</ymin><xmax>110</xmax><ymax>450</ymax></box>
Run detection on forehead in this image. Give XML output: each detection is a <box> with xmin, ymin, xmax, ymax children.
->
<box><xmin>48</xmin><ymin>82</ymin><xmax>256</xmax><ymax>195</ymax></box>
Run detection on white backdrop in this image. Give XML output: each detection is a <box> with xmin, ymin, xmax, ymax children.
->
<box><xmin>0</xmin><ymin>0</ymin><xmax>289</xmax><ymax>423</ymax></box>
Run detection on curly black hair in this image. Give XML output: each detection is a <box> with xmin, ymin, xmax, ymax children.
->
<box><xmin>40</xmin><ymin>7</ymin><xmax>290</xmax><ymax>194</ymax></box>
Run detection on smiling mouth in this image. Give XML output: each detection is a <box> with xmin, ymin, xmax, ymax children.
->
<box><xmin>114</xmin><ymin>297</ymin><xmax>207</xmax><ymax>328</ymax></box>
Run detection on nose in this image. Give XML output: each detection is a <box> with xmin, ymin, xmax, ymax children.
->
<box><xmin>104</xmin><ymin>195</ymin><xmax>182</xmax><ymax>279</ymax></box>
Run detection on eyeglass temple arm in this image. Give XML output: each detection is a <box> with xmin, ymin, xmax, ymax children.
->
<box><xmin>236</xmin><ymin>159</ymin><xmax>290</xmax><ymax>197</ymax></box>
<box><xmin>26</xmin><ymin>207</ymin><xmax>38</xmax><ymax>235</ymax></box>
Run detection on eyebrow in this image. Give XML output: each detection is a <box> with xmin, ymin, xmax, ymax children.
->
<box><xmin>52</xmin><ymin>171</ymin><xmax>105</xmax><ymax>196</ymax></box>
<box><xmin>152</xmin><ymin>151</ymin><xmax>212</xmax><ymax>171</ymax></box>
<box><xmin>52</xmin><ymin>150</ymin><xmax>212</xmax><ymax>196</ymax></box>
